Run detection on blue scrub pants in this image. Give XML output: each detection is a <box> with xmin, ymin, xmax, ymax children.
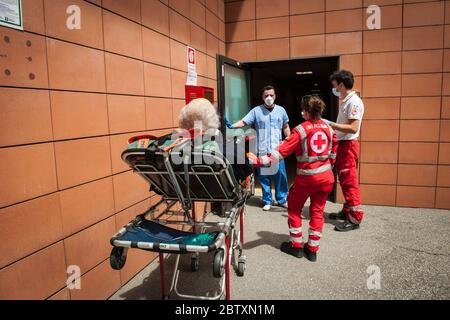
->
<box><xmin>258</xmin><ymin>159</ymin><xmax>288</xmax><ymax>206</ymax></box>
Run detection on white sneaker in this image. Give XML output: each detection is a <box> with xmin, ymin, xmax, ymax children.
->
<box><xmin>262</xmin><ymin>204</ymin><xmax>271</xmax><ymax>211</ymax></box>
<box><xmin>278</xmin><ymin>202</ymin><xmax>288</xmax><ymax>209</ymax></box>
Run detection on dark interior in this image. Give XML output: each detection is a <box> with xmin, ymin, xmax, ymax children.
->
<box><xmin>246</xmin><ymin>57</ymin><xmax>340</xmax><ymax>202</ymax></box>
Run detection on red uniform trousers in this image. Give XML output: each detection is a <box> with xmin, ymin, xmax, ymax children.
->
<box><xmin>287</xmin><ymin>170</ymin><xmax>334</xmax><ymax>253</ymax></box>
<box><xmin>335</xmin><ymin>140</ymin><xmax>364</xmax><ymax>223</ymax></box>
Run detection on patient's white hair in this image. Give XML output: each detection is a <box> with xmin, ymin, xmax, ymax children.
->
<box><xmin>178</xmin><ymin>98</ymin><xmax>220</xmax><ymax>130</ymax></box>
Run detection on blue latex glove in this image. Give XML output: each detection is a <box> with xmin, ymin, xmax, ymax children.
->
<box><xmin>225</xmin><ymin>117</ymin><xmax>234</xmax><ymax>129</ymax></box>
<box><xmin>321</xmin><ymin>118</ymin><xmax>332</xmax><ymax>126</ymax></box>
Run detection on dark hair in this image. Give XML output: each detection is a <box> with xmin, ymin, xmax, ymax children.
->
<box><xmin>261</xmin><ymin>85</ymin><xmax>276</xmax><ymax>96</ymax></box>
<box><xmin>301</xmin><ymin>95</ymin><xmax>326</xmax><ymax>120</ymax></box>
<box><xmin>329</xmin><ymin>70</ymin><xmax>354</xmax><ymax>89</ymax></box>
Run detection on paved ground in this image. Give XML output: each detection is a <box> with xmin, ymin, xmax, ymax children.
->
<box><xmin>110</xmin><ymin>195</ymin><xmax>450</xmax><ymax>300</ymax></box>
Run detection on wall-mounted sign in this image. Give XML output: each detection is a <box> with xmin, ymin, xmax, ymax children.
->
<box><xmin>0</xmin><ymin>0</ymin><xmax>23</xmax><ymax>30</ymax></box>
<box><xmin>186</xmin><ymin>46</ymin><xmax>197</xmax><ymax>86</ymax></box>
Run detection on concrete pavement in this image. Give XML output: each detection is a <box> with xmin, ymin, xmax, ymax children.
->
<box><xmin>110</xmin><ymin>196</ymin><xmax>450</xmax><ymax>300</ymax></box>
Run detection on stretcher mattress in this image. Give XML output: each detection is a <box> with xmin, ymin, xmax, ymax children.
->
<box><xmin>116</xmin><ymin>219</ymin><xmax>220</xmax><ymax>246</ymax></box>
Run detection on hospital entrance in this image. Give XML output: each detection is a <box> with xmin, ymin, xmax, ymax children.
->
<box><xmin>218</xmin><ymin>56</ymin><xmax>340</xmax><ymax>202</ymax></box>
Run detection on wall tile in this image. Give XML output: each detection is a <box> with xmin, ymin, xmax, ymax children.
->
<box><xmin>326</xmin><ymin>0</ymin><xmax>362</xmax><ymax>11</ymax></box>
<box><xmin>141</xmin><ymin>0</ymin><xmax>169</xmax><ymax>34</ymax></box>
<box><xmin>206</xmin><ymin>32</ymin><xmax>220</xmax><ymax>56</ymax></box>
<box><xmin>206</xmin><ymin>8</ymin><xmax>220</xmax><ymax>38</ymax></box>
<box><xmin>400</xmin><ymin>97</ymin><xmax>441</xmax><ymax>119</ymax></box>
<box><xmin>403</xmin><ymin>26</ymin><xmax>444</xmax><ymax>50</ymax></box>
<box><xmin>51</xmin><ymin>91</ymin><xmax>109</xmax><ymax>140</ymax></box>
<box><xmin>170</xmin><ymin>39</ymin><xmax>188</xmax><ymax>72</ymax></box>
<box><xmin>44</xmin><ymin>0</ymin><xmax>103</xmax><ymax>49</ymax></box>
<box><xmin>169</xmin><ymin>9</ymin><xmax>191</xmax><ymax>44</ymax></box>
<box><xmin>256</xmin><ymin>0</ymin><xmax>288</xmax><ymax>19</ymax></box>
<box><xmin>226</xmin><ymin>41</ymin><xmax>257</xmax><ymax>61</ymax></box>
<box><xmin>399</xmin><ymin>142</ymin><xmax>438</xmax><ymax>164</ymax></box>
<box><xmin>103</xmin><ymin>0</ymin><xmax>141</xmax><ymax>23</ymax></box>
<box><xmin>290</xmin><ymin>34</ymin><xmax>325</xmax><ymax>58</ymax></box>
<box><xmin>290</xmin><ymin>0</ymin><xmax>324</xmax><ymax>14</ymax></box>
<box><xmin>403</xmin><ymin>1</ymin><xmax>444</xmax><ymax>27</ymax></box>
<box><xmin>0</xmin><ymin>194</ymin><xmax>63</xmax><ymax>269</ymax></box>
<box><xmin>257</xmin><ymin>17</ymin><xmax>289</xmax><ymax>39</ymax></box>
<box><xmin>47</xmin><ymin>38</ymin><xmax>105</xmax><ymax>92</ymax></box>
<box><xmin>363</xmin><ymin>75</ymin><xmax>401</xmax><ymax>98</ymax></box>
<box><xmin>112</xmin><ymin>170</ymin><xmax>150</xmax><ymax>212</ymax></box>
<box><xmin>0</xmin><ymin>242</ymin><xmax>66</xmax><ymax>300</ymax></box>
<box><xmin>440</xmin><ymin>120</ymin><xmax>450</xmax><ymax>142</ymax></box>
<box><xmin>360</xmin><ymin>142</ymin><xmax>398</xmax><ymax>163</ymax></box>
<box><xmin>170</xmin><ymin>69</ymin><xmax>187</xmax><ymax>98</ymax></box>
<box><xmin>190</xmin><ymin>23</ymin><xmax>207</xmax><ymax>53</ymax></box>
<box><xmin>0</xmin><ymin>143</ymin><xmax>57</xmax><ymax>208</ymax></box>
<box><xmin>326</xmin><ymin>31</ymin><xmax>362</xmax><ymax>55</ymax></box>
<box><xmin>103</xmin><ymin>10</ymin><xmax>143</xmax><ymax>59</ymax></box>
<box><xmin>362</xmin><ymin>52</ymin><xmax>401</xmax><ymax>75</ymax></box>
<box><xmin>363</xmin><ymin>97</ymin><xmax>400</xmax><ymax>119</ymax></box>
<box><xmin>64</xmin><ymin>216</ymin><xmax>115</xmax><ymax>274</ymax></box>
<box><xmin>326</xmin><ymin>9</ymin><xmax>363</xmax><ymax>33</ymax></box>
<box><xmin>436</xmin><ymin>187</ymin><xmax>450</xmax><ymax>209</ymax></box>
<box><xmin>226</xmin><ymin>20</ymin><xmax>256</xmax><ymax>42</ymax></box>
<box><xmin>360</xmin><ymin>120</ymin><xmax>399</xmax><ymax>141</ymax></box>
<box><xmin>0</xmin><ymin>28</ymin><xmax>49</xmax><ymax>88</ymax></box>
<box><xmin>397</xmin><ymin>164</ymin><xmax>437</xmax><ymax>186</ymax></box>
<box><xmin>70</xmin><ymin>259</ymin><xmax>121</xmax><ymax>300</ymax></box>
<box><xmin>402</xmin><ymin>73</ymin><xmax>442</xmax><ymax>97</ymax></box>
<box><xmin>360</xmin><ymin>163</ymin><xmax>397</xmax><ymax>184</ymax></box>
<box><xmin>22</xmin><ymin>0</ymin><xmax>45</xmax><ymax>34</ymax></box>
<box><xmin>107</xmin><ymin>95</ymin><xmax>146</xmax><ymax>134</ymax></box>
<box><xmin>256</xmin><ymin>38</ymin><xmax>289</xmax><ymax>60</ymax></box>
<box><xmin>191</xmin><ymin>0</ymin><xmax>206</xmax><ymax>27</ymax></box>
<box><xmin>54</xmin><ymin>136</ymin><xmax>112</xmax><ymax>189</ymax></box>
<box><xmin>360</xmin><ymin>184</ymin><xmax>396</xmax><ymax>206</ymax></box>
<box><xmin>109</xmin><ymin>133</ymin><xmax>134</xmax><ymax>174</ymax></box>
<box><xmin>363</xmin><ymin>29</ymin><xmax>402</xmax><ymax>53</ymax></box>
<box><xmin>59</xmin><ymin>177</ymin><xmax>115</xmax><ymax>238</ymax></box>
<box><xmin>402</xmin><ymin>50</ymin><xmax>443</xmax><ymax>74</ymax></box>
<box><xmin>105</xmin><ymin>53</ymin><xmax>144</xmax><ymax>95</ymax></box>
<box><xmin>396</xmin><ymin>186</ymin><xmax>435</xmax><ymax>208</ymax></box>
<box><xmin>0</xmin><ymin>88</ymin><xmax>53</xmax><ymax>147</ymax></box>
<box><xmin>290</xmin><ymin>13</ymin><xmax>325</xmax><ymax>37</ymax></box>
<box><xmin>399</xmin><ymin>120</ymin><xmax>440</xmax><ymax>142</ymax></box>
<box><xmin>144</xmin><ymin>63</ymin><xmax>172</xmax><ymax>98</ymax></box>
<box><xmin>146</xmin><ymin>98</ymin><xmax>174</xmax><ymax>130</ymax></box>
<box><xmin>439</xmin><ymin>143</ymin><xmax>450</xmax><ymax>164</ymax></box>
<box><xmin>225</xmin><ymin>0</ymin><xmax>255</xmax><ymax>22</ymax></box>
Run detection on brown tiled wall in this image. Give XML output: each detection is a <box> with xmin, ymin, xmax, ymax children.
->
<box><xmin>225</xmin><ymin>0</ymin><xmax>450</xmax><ymax>209</ymax></box>
<box><xmin>0</xmin><ymin>0</ymin><xmax>224</xmax><ymax>299</ymax></box>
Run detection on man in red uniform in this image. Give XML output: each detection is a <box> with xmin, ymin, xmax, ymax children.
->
<box><xmin>248</xmin><ymin>96</ymin><xmax>337</xmax><ymax>262</ymax></box>
<box><xmin>328</xmin><ymin>70</ymin><xmax>365</xmax><ymax>232</ymax></box>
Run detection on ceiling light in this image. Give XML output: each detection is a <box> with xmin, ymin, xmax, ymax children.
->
<box><xmin>296</xmin><ymin>71</ymin><xmax>313</xmax><ymax>75</ymax></box>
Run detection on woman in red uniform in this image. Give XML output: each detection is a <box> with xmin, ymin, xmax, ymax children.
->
<box><xmin>248</xmin><ymin>96</ymin><xmax>337</xmax><ymax>262</ymax></box>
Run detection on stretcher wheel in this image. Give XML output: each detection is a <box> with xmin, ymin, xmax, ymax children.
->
<box><xmin>213</xmin><ymin>250</ymin><xmax>225</xmax><ymax>278</ymax></box>
<box><xmin>191</xmin><ymin>255</ymin><xmax>199</xmax><ymax>272</ymax></box>
<box><xmin>110</xmin><ymin>247</ymin><xmax>127</xmax><ymax>270</ymax></box>
<box><xmin>237</xmin><ymin>261</ymin><xmax>245</xmax><ymax>277</ymax></box>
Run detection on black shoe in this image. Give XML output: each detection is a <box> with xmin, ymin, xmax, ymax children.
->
<box><xmin>280</xmin><ymin>242</ymin><xmax>303</xmax><ymax>258</ymax></box>
<box><xmin>334</xmin><ymin>220</ymin><xmax>360</xmax><ymax>232</ymax></box>
<box><xmin>303</xmin><ymin>245</ymin><xmax>317</xmax><ymax>262</ymax></box>
<box><xmin>328</xmin><ymin>211</ymin><xmax>346</xmax><ymax>220</ymax></box>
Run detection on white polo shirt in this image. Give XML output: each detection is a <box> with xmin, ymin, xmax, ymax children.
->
<box><xmin>336</xmin><ymin>91</ymin><xmax>364</xmax><ymax>141</ymax></box>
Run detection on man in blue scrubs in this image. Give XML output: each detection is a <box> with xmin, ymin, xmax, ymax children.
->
<box><xmin>226</xmin><ymin>85</ymin><xmax>290</xmax><ymax>211</ymax></box>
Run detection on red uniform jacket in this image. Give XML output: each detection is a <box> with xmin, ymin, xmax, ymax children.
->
<box><xmin>253</xmin><ymin>119</ymin><xmax>338</xmax><ymax>177</ymax></box>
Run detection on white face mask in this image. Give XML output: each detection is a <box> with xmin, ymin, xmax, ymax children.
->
<box><xmin>332</xmin><ymin>87</ymin><xmax>341</xmax><ymax>97</ymax></box>
<box><xmin>264</xmin><ymin>96</ymin><xmax>275</xmax><ymax>106</ymax></box>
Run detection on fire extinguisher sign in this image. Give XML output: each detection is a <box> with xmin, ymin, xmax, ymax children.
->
<box><xmin>186</xmin><ymin>46</ymin><xmax>197</xmax><ymax>85</ymax></box>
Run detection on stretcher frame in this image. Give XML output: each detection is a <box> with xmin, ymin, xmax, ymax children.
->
<box><xmin>110</xmin><ymin>142</ymin><xmax>251</xmax><ymax>300</ymax></box>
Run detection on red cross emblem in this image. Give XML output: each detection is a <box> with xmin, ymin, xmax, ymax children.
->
<box><xmin>310</xmin><ymin>132</ymin><xmax>328</xmax><ymax>154</ymax></box>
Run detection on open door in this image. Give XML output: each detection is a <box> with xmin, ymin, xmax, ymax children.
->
<box><xmin>216</xmin><ymin>55</ymin><xmax>252</xmax><ymax>135</ymax></box>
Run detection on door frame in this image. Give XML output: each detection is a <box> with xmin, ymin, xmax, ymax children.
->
<box><xmin>216</xmin><ymin>54</ymin><xmax>252</xmax><ymax>134</ymax></box>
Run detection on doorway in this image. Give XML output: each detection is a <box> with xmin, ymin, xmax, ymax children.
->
<box><xmin>217</xmin><ymin>56</ymin><xmax>340</xmax><ymax>202</ymax></box>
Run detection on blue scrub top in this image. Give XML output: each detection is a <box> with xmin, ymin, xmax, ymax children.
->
<box><xmin>242</xmin><ymin>104</ymin><xmax>289</xmax><ymax>155</ymax></box>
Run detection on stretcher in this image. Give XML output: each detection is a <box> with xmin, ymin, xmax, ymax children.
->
<box><xmin>109</xmin><ymin>131</ymin><xmax>253</xmax><ymax>300</ymax></box>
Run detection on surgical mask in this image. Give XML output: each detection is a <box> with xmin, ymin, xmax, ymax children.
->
<box><xmin>264</xmin><ymin>96</ymin><xmax>274</xmax><ymax>106</ymax></box>
<box><xmin>332</xmin><ymin>87</ymin><xmax>341</xmax><ymax>97</ymax></box>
